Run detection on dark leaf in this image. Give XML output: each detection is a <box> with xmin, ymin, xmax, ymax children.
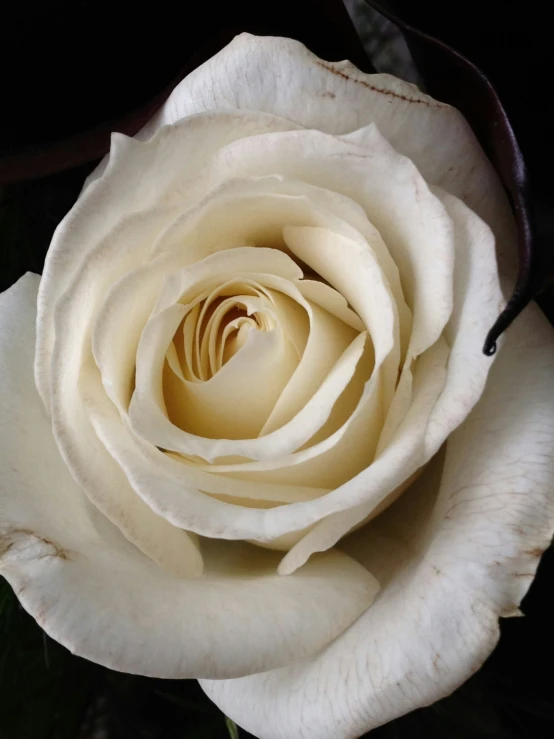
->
<box><xmin>364</xmin><ymin>0</ymin><xmax>553</xmax><ymax>353</ymax></box>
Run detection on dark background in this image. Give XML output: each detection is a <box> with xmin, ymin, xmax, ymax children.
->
<box><xmin>1</xmin><ymin>1</ymin><xmax>553</xmax><ymax>737</ymax></box>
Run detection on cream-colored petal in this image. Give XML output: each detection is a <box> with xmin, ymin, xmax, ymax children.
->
<box><xmin>0</xmin><ymin>276</ymin><xmax>380</xmax><ymax>680</ymax></box>
<box><xmin>266</xmin><ymin>290</ymin><xmax>309</xmax><ymax>357</ymax></box>
<box><xmin>166</xmin><ymin>339</ymin><xmax>186</xmax><ymax>381</ymax></box>
<box><xmin>166</xmin><ymin>318</ymin><xmax>297</xmax><ymax>441</ymax></box>
<box><xmin>48</xmin><ymin>239</ymin><xmax>202</xmax><ymax>575</ymax></box>
<box><xmin>283</xmin><ymin>224</ymin><xmax>398</xmax><ymax>405</ymax></box>
<box><xmin>157</xmin><ymin>244</ymin><xmax>304</xmax><ymax>312</ymax></box>
<box><xmin>375</xmin><ymin>363</ymin><xmax>414</xmax><ymax>458</ymax></box>
<box><xmin>35</xmin><ymin>111</ymin><xmax>299</xmax><ymax>412</ymax></box>
<box><xmin>122</xmin><ymin>246</ymin><xmax>367</xmax><ymax>464</ymax></box>
<box><xmin>131</xmin><ymin>334</ymin><xmax>366</xmax><ymax>480</ymax></box>
<box><xmin>181</xmin><ymin>303</ymin><xmax>202</xmax><ymax>380</ymax></box>
<box><xmin>204</xmin><ymin>126</ymin><xmax>453</xmax><ymax>360</ymax></box>
<box><xmin>201</xmin><ymin>304</ymin><xmax>554</xmax><ymax>738</ymax></box>
<box><xmin>334</xmin><ymin>125</ymin><xmax>455</xmax><ymax>360</ymax></box>
<box><xmin>242</xmin><ymin>338</ymin><xmax>446</xmax><ymax>540</ymax></box>
<box><xmin>142</xmin><ymin>33</ymin><xmax>514</xmax><ymax>267</ymax></box>
<box><xmin>272</xmin><ymin>341</ymin><xmax>448</xmax><ymax>571</ymax></box>
<box><xmin>96</xmin><ymin>335</ymin><xmax>377</xmax><ymax>545</ymax></box>
<box><xmin>205</xmin><ymin>339</ymin><xmax>380</xmax><ymax>487</ymax></box>
<box><xmin>150</xmin><ymin>155</ymin><xmax>411</xmax><ymax>351</ymax></box>
<box><xmin>424</xmin><ymin>190</ymin><xmax>505</xmax><ymax>450</ymax></box>
<box><xmin>260</xmin><ymin>299</ymin><xmax>359</xmax><ymax>435</ymax></box>
<box><xmin>89</xmin><ymin>168</ymin><xmax>404</xmax><ymax>423</ymax></box>
<box><xmin>297</xmin><ymin>279</ymin><xmax>364</xmax><ymax>332</ymax></box>
<box><xmin>201</xmin><ymin>293</ymin><xmax>270</xmax><ymax>378</ymax></box>
<box><xmin>91</xmin><ymin>239</ymin><xmax>302</xmax><ymax>412</ymax></box>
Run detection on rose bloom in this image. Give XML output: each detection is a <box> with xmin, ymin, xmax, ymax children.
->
<box><xmin>1</xmin><ymin>34</ymin><xmax>553</xmax><ymax>739</ymax></box>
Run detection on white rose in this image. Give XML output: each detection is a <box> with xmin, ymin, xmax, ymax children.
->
<box><xmin>1</xmin><ymin>34</ymin><xmax>553</xmax><ymax>739</ymax></box>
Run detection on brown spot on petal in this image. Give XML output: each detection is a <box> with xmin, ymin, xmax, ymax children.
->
<box><xmin>315</xmin><ymin>61</ymin><xmax>448</xmax><ymax>108</ymax></box>
<box><xmin>0</xmin><ymin>529</ymin><xmax>70</xmax><ymax>562</ymax></box>
<box><xmin>524</xmin><ymin>547</ymin><xmax>547</xmax><ymax>558</ymax></box>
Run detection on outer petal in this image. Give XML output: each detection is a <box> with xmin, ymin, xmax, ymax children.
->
<box><xmin>49</xmin><ymin>216</ymin><xmax>204</xmax><ymax>577</ymax></box>
<box><xmin>272</xmin><ymin>188</ymin><xmax>505</xmax><ymax>564</ymax></box>
<box><xmin>424</xmin><ymin>190</ymin><xmax>504</xmax><ymax>446</ymax></box>
<box><xmin>140</xmin><ymin>33</ymin><xmax>515</xmax><ymax>255</ymax></box>
<box><xmin>35</xmin><ymin>111</ymin><xmax>299</xmax><ymax>410</ymax></box>
<box><xmin>201</xmin><ymin>303</ymin><xmax>554</xmax><ymax>737</ymax></box>
<box><xmin>0</xmin><ymin>276</ymin><xmax>379</xmax><ymax>679</ymax></box>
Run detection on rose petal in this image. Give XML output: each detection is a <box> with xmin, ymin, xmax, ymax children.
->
<box><xmin>36</xmin><ymin>111</ymin><xmax>300</xmax><ymax>411</ymax></box>
<box><xmin>0</xmin><ymin>275</ymin><xmax>381</xmax><ymax>679</ymax></box>
<box><xmin>424</xmin><ymin>189</ymin><xmax>505</xmax><ymax>447</ymax></box>
<box><xmin>282</xmin><ymin>225</ymin><xmax>398</xmax><ymax>404</ymax></box>
<box><xmin>278</xmin><ymin>188</ymin><xmax>504</xmax><ymax>553</ymax></box>
<box><xmin>68</xmin><ymin>124</ymin><xmax>458</xmax><ymax>543</ymax></box>
<box><xmin>200</xmin><ymin>304</ymin><xmax>554</xmax><ymax>738</ymax></box>
<box><xmin>276</xmin><ymin>339</ymin><xmax>449</xmax><ymax>573</ymax></box>
<box><xmin>204</xmin><ymin>336</ymin><xmax>380</xmax><ymax>488</ymax></box>
<box><xmin>124</xmin><ymin>247</ymin><xmax>365</xmax><ymax>463</ymax></box>
<box><xmin>134</xmin><ymin>302</ymin><xmax>298</xmax><ymax>442</ymax></box>
<box><xmin>141</xmin><ymin>33</ymin><xmax>514</xmax><ymax>264</ymax></box>
<box><xmin>90</xmin><ymin>173</ymin><xmax>375</xmax><ymax>414</ymax></box>
<box><xmin>260</xmin><ymin>294</ymin><xmax>359</xmax><ymax>435</ymax></box>
<box><xmin>297</xmin><ymin>280</ymin><xmax>364</xmax><ymax>332</ymax></box>
<box><xmin>200</xmin><ymin>126</ymin><xmax>453</xmax><ymax>359</ymax></box>
<box><xmin>45</xmin><ymin>219</ymin><xmax>202</xmax><ymax>576</ymax></box>
<box><xmin>85</xmin><ymin>334</ymin><xmax>377</xmax><ymax>543</ymax></box>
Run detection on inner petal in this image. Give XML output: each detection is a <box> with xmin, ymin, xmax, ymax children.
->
<box><xmin>92</xmin><ymin>175</ymin><xmax>402</xmax><ymax>417</ymax></box>
<box><xmin>132</xmin><ymin>298</ymin><xmax>299</xmax><ymax>443</ymax></box>
<box><xmin>165</xmin><ymin>324</ymin><xmax>298</xmax><ymax>440</ymax></box>
<box><xmin>193</xmin><ymin>287</ymin><xmax>270</xmax><ymax>381</ymax></box>
<box><xmin>200</xmin><ymin>295</ymin><xmax>268</xmax><ymax>380</ymax></box>
<box><xmin>129</xmin><ymin>249</ymin><xmax>371</xmax><ymax>464</ymax></box>
<box><xmin>260</xmin><ymin>299</ymin><xmax>360</xmax><ymax>435</ymax></box>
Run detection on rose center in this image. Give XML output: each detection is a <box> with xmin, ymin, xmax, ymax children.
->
<box><xmin>172</xmin><ymin>290</ymin><xmax>276</xmax><ymax>384</ymax></box>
